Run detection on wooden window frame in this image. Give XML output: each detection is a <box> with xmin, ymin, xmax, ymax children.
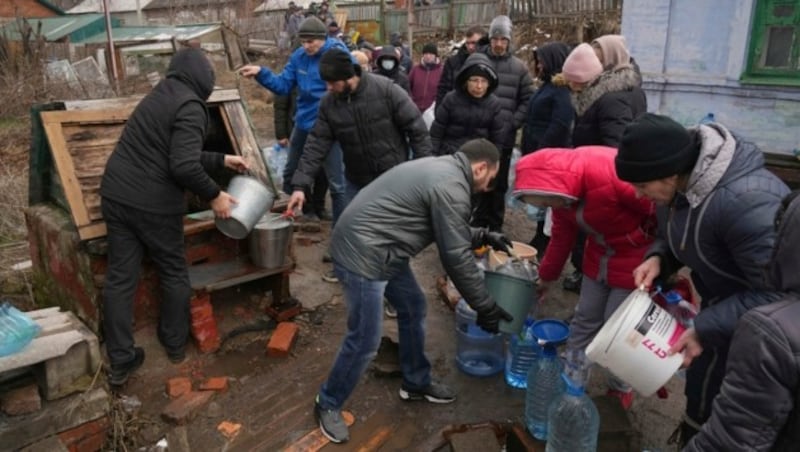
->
<box><xmin>742</xmin><ymin>0</ymin><xmax>800</xmax><ymax>86</ymax></box>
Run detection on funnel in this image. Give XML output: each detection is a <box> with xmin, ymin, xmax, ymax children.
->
<box><xmin>532</xmin><ymin>319</ymin><xmax>569</xmax><ymax>346</ymax></box>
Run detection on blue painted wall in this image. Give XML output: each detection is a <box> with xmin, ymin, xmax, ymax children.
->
<box><xmin>622</xmin><ymin>0</ymin><xmax>800</xmax><ymax>155</ymax></box>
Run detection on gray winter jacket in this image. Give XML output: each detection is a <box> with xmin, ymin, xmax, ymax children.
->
<box><xmin>329</xmin><ymin>153</ymin><xmax>494</xmax><ymax>312</ymax></box>
<box><xmin>646</xmin><ymin>123</ymin><xmax>789</xmax><ymax>349</ymax></box>
<box><xmin>685</xmin><ymin>191</ymin><xmax>800</xmax><ymax>452</ymax></box>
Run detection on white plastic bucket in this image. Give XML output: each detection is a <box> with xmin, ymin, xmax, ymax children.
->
<box><xmin>585</xmin><ymin>290</ymin><xmax>685</xmax><ymax>396</ymax></box>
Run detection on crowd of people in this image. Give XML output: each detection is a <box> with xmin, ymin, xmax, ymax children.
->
<box><xmin>101</xmin><ymin>11</ymin><xmax>798</xmax><ymax>450</ymax></box>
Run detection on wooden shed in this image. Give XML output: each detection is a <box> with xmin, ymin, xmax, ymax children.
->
<box><xmin>26</xmin><ymin>89</ymin><xmax>293</xmax><ymax>350</ymax></box>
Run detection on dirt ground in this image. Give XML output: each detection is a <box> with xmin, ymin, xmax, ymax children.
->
<box><xmin>0</xmin><ymin>43</ymin><xmax>684</xmax><ymax>450</ymax></box>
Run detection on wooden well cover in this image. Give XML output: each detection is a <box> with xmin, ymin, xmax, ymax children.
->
<box><xmin>40</xmin><ymin>89</ymin><xmax>275</xmax><ymax>241</ymax></box>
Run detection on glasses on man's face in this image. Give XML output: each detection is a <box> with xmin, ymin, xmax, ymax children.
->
<box><xmin>467</xmin><ymin>77</ymin><xmax>489</xmax><ymax>85</ymax></box>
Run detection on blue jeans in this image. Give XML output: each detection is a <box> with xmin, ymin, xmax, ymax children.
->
<box><xmin>317</xmin><ymin>261</ymin><xmax>431</xmax><ymax>410</ymax></box>
<box><xmin>282</xmin><ymin>127</ymin><xmax>346</xmax><ymax>224</ymax></box>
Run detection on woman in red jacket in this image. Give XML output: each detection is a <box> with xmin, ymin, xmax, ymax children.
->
<box><xmin>513</xmin><ymin>146</ymin><xmax>656</xmax><ymax>409</ymax></box>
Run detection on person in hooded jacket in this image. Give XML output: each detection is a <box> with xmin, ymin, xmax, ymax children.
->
<box><xmin>684</xmin><ymin>190</ymin><xmax>800</xmax><ymax>452</ymax></box>
<box><xmin>512</xmin><ymin>146</ymin><xmax>657</xmax><ymax>409</ymax></box>
<box><xmin>472</xmin><ymin>15</ymin><xmax>534</xmax><ymax>232</ymax></box>
<box><xmin>374</xmin><ymin>45</ymin><xmax>410</xmax><ymax>93</ymax></box>
<box><xmin>100</xmin><ymin>48</ymin><xmax>248</xmax><ymax>386</ymax></box>
<box><xmin>408</xmin><ymin>43</ymin><xmax>443</xmax><ymax>112</ymax></box>
<box><xmin>239</xmin><ymin>17</ymin><xmax>348</xmax><ymax>224</ymax></box>
<box><xmin>429</xmin><ymin>53</ymin><xmax>509</xmax><ymax>156</ymax></box>
<box><xmin>435</xmin><ymin>25</ymin><xmax>486</xmax><ymax>107</ymax></box>
<box><xmin>616</xmin><ymin>113</ymin><xmax>789</xmax><ymax>447</ymax></box>
<box><xmin>389</xmin><ymin>31</ymin><xmax>413</xmax><ymax>73</ymax></box>
<box><xmin>520</xmin><ymin>42</ymin><xmax>574</xmax><ymax>258</ymax></box>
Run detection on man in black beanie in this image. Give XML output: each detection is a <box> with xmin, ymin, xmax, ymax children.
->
<box><xmin>615</xmin><ymin>112</ymin><xmax>789</xmax><ymax>447</ymax></box>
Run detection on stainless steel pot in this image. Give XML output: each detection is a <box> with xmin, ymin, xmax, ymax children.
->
<box><xmin>215</xmin><ymin>175</ymin><xmax>275</xmax><ymax>239</ymax></box>
<box><xmin>249</xmin><ymin>213</ymin><xmax>293</xmax><ymax>269</ymax></box>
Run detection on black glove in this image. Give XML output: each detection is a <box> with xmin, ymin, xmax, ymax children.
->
<box><xmin>476</xmin><ymin>303</ymin><xmax>513</xmax><ymax>334</ymax></box>
<box><xmin>485</xmin><ymin>230</ymin><xmax>512</xmax><ymax>254</ymax></box>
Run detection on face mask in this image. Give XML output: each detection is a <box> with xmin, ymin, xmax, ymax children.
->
<box><xmin>380</xmin><ymin>59</ymin><xmax>396</xmax><ymax>71</ymax></box>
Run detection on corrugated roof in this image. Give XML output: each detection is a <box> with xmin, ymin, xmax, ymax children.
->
<box><xmin>145</xmin><ymin>0</ymin><xmax>239</xmax><ymax>9</ymax></box>
<box><xmin>79</xmin><ymin>22</ymin><xmax>220</xmax><ymax>44</ymax></box>
<box><xmin>0</xmin><ymin>13</ymin><xmax>107</xmax><ymax>41</ymax></box>
<box><xmin>254</xmin><ymin>0</ymin><xmax>312</xmax><ymax>13</ymax></box>
<box><xmin>68</xmin><ymin>0</ymin><xmax>155</xmax><ymax>14</ymax></box>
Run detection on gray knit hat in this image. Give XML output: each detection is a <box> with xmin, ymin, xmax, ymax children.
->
<box><xmin>298</xmin><ymin>17</ymin><xmax>327</xmax><ymax>39</ymax></box>
<box><xmin>489</xmin><ymin>15</ymin><xmax>512</xmax><ymax>40</ymax></box>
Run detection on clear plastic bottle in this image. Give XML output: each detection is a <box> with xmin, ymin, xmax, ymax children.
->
<box><xmin>524</xmin><ymin>340</ymin><xmax>565</xmax><ymax>440</ymax></box>
<box><xmin>545</xmin><ymin>366</ymin><xmax>599</xmax><ymax>452</ymax></box>
<box><xmin>262</xmin><ymin>143</ymin><xmax>288</xmax><ymax>188</ymax></box>
<box><xmin>455</xmin><ymin>299</ymin><xmax>504</xmax><ymax>377</ymax></box>
<box><xmin>504</xmin><ymin>318</ymin><xmax>540</xmax><ymax>388</ymax></box>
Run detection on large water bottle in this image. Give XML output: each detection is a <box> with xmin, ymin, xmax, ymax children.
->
<box><xmin>545</xmin><ymin>364</ymin><xmax>599</xmax><ymax>452</ymax></box>
<box><xmin>525</xmin><ymin>340</ymin><xmax>565</xmax><ymax>440</ymax></box>
<box><xmin>504</xmin><ymin>318</ymin><xmax>540</xmax><ymax>388</ymax></box>
<box><xmin>455</xmin><ymin>299</ymin><xmax>504</xmax><ymax>377</ymax></box>
<box><xmin>262</xmin><ymin>143</ymin><xmax>288</xmax><ymax>188</ymax></box>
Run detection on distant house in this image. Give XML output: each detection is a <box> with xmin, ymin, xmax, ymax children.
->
<box><xmin>623</xmin><ymin>0</ymin><xmax>800</xmax><ymax>158</ymax></box>
<box><xmin>144</xmin><ymin>0</ymin><xmax>246</xmax><ymax>25</ymax></box>
<box><xmin>0</xmin><ymin>13</ymin><xmax>112</xmax><ymax>43</ymax></box>
<box><xmin>67</xmin><ymin>0</ymin><xmax>155</xmax><ymax>26</ymax></box>
<box><xmin>0</xmin><ymin>0</ymin><xmax>63</xmax><ymax>20</ymax></box>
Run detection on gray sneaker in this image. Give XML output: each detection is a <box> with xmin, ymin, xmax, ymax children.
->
<box><xmin>314</xmin><ymin>401</ymin><xmax>349</xmax><ymax>443</ymax></box>
<box><xmin>398</xmin><ymin>381</ymin><xmax>456</xmax><ymax>404</ymax></box>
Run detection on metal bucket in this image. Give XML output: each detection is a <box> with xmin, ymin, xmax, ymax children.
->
<box><xmin>249</xmin><ymin>213</ymin><xmax>293</xmax><ymax>269</ymax></box>
<box><xmin>484</xmin><ymin>270</ymin><xmax>537</xmax><ymax>335</ymax></box>
<box><xmin>215</xmin><ymin>175</ymin><xmax>275</xmax><ymax>239</ymax></box>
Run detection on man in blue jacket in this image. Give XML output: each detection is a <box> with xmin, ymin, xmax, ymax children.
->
<box><xmin>240</xmin><ymin>17</ymin><xmax>347</xmax><ymax>224</ymax></box>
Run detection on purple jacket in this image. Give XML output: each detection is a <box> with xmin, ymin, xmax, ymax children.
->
<box><xmin>408</xmin><ymin>61</ymin><xmax>443</xmax><ymax>112</ymax></box>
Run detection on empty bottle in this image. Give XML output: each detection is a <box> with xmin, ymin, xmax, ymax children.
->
<box><xmin>545</xmin><ymin>367</ymin><xmax>599</xmax><ymax>452</ymax></box>
<box><xmin>262</xmin><ymin>143</ymin><xmax>288</xmax><ymax>187</ymax></box>
<box><xmin>505</xmin><ymin>318</ymin><xmax>540</xmax><ymax>388</ymax></box>
<box><xmin>524</xmin><ymin>337</ymin><xmax>565</xmax><ymax>440</ymax></box>
<box><xmin>699</xmin><ymin>112</ymin><xmax>715</xmax><ymax>124</ymax></box>
<box><xmin>455</xmin><ymin>299</ymin><xmax>504</xmax><ymax>377</ymax></box>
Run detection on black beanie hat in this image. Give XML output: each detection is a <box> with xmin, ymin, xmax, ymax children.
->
<box><xmin>615</xmin><ymin>113</ymin><xmax>700</xmax><ymax>183</ymax></box>
<box><xmin>422</xmin><ymin>43</ymin><xmax>438</xmax><ymax>56</ymax></box>
<box><xmin>298</xmin><ymin>17</ymin><xmax>327</xmax><ymax>39</ymax></box>
<box><xmin>319</xmin><ymin>48</ymin><xmax>356</xmax><ymax>81</ymax></box>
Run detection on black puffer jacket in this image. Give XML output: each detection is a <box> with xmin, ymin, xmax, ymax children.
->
<box><xmin>481</xmin><ymin>47</ymin><xmax>534</xmax><ymax>134</ymax></box>
<box><xmin>436</xmin><ymin>45</ymin><xmax>469</xmax><ymax>107</ymax></box>
<box><xmin>571</xmin><ymin>66</ymin><xmax>647</xmax><ymax>147</ymax></box>
<box><xmin>430</xmin><ymin>53</ymin><xmax>509</xmax><ymax>156</ymax></box>
<box><xmin>685</xmin><ymin>191</ymin><xmax>800</xmax><ymax>452</ymax></box>
<box><xmin>646</xmin><ymin>124</ymin><xmax>790</xmax><ymax>349</ymax></box>
<box><xmin>330</xmin><ymin>152</ymin><xmax>495</xmax><ymax>312</ymax></box>
<box><xmin>101</xmin><ymin>48</ymin><xmax>224</xmax><ymax>215</ymax></box>
<box><xmin>374</xmin><ymin>45</ymin><xmax>410</xmax><ymax>93</ymax></box>
<box><xmin>292</xmin><ymin>70</ymin><xmax>432</xmax><ymax>189</ymax></box>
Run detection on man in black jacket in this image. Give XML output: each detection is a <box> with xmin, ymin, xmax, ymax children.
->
<box><xmin>100</xmin><ymin>48</ymin><xmax>247</xmax><ymax>386</ymax></box>
<box><xmin>685</xmin><ymin>191</ymin><xmax>800</xmax><ymax>452</ymax></box>
<box><xmin>435</xmin><ymin>25</ymin><xmax>486</xmax><ymax>107</ymax></box>
<box><xmin>312</xmin><ymin>139</ymin><xmax>513</xmax><ymax>444</ymax></box>
<box><xmin>286</xmin><ymin>48</ymin><xmax>432</xmax><ymax>214</ymax></box>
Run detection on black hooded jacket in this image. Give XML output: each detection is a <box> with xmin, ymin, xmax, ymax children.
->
<box><xmin>101</xmin><ymin>48</ymin><xmax>225</xmax><ymax>215</ymax></box>
<box><xmin>685</xmin><ymin>191</ymin><xmax>800</xmax><ymax>452</ymax></box>
<box><xmin>430</xmin><ymin>53</ymin><xmax>509</xmax><ymax>156</ymax></box>
<box><xmin>521</xmin><ymin>42</ymin><xmax>574</xmax><ymax>153</ymax></box>
<box><xmin>375</xmin><ymin>45</ymin><xmax>410</xmax><ymax>93</ymax></box>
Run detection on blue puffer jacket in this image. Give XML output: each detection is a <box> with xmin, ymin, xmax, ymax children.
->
<box><xmin>647</xmin><ymin>123</ymin><xmax>789</xmax><ymax>349</ymax></box>
<box><xmin>253</xmin><ymin>37</ymin><xmax>349</xmax><ymax>132</ymax></box>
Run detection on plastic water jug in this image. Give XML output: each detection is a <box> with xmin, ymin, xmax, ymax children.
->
<box><xmin>504</xmin><ymin>318</ymin><xmax>540</xmax><ymax>388</ymax></box>
<box><xmin>545</xmin><ymin>372</ymin><xmax>599</xmax><ymax>452</ymax></box>
<box><xmin>455</xmin><ymin>299</ymin><xmax>504</xmax><ymax>377</ymax></box>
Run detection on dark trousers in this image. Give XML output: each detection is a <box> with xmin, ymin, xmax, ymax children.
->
<box><xmin>471</xmin><ymin>147</ymin><xmax>511</xmax><ymax>231</ymax></box>
<box><xmin>571</xmin><ymin>231</ymin><xmax>586</xmax><ymax>272</ymax></box>
<box><xmin>101</xmin><ymin>198</ymin><xmax>191</xmax><ymax>366</ymax></box>
<box><xmin>681</xmin><ymin>346</ymin><xmax>728</xmax><ymax>444</ymax></box>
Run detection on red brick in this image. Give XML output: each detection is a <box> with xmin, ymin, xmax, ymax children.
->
<box><xmin>161</xmin><ymin>391</ymin><xmax>215</xmax><ymax>425</ymax></box>
<box><xmin>190</xmin><ymin>294</ymin><xmax>221</xmax><ymax>353</ymax></box>
<box><xmin>265</xmin><ymin>303</ymin><xmax>302</xmax><ymax>322</ymax></box>
<box><xmin>217</xmin><ymin>421</ymin><xmax>242</xmax><ymax>440</ymax></box>
<box><xmin>199</xmin><ymin>377</ymin><xmax>228</xmax><ymax>392</ymax></box>
<box><xmin>266</xmin><ymin>322</ymin><xmax>299</xmax><ymax>358</ymax></box>
<box><xmin>166</xmin><ymin>377</ymin><xmax>193</xmax><ymax>398</ymax></box>
<box><xmin>1</xmin><ymin>384</ymin><xmax>41</xmax><ymax>416</ymax></box>
<box><xmin>57</xmin><ymin>416</ymin><xmax>109</xmax><ymax>452</ymax></box>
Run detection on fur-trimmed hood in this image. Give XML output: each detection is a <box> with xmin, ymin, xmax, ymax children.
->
<box><xmin>571</xmin><ymin>66</ymin><xmax>640</xmax><ymax>115</ymax></box>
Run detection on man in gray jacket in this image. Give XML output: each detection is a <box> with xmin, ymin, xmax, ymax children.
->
<box><xmin>311</xmin><ymin>139</ymin><xmax>513</xmax><ymax>444</ymax></box>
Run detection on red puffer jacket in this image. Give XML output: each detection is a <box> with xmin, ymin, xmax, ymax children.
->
<box><xmin>513</xmin><ymin>146</ymin><xmax>656</xmax><ymax>289</ymax></box>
